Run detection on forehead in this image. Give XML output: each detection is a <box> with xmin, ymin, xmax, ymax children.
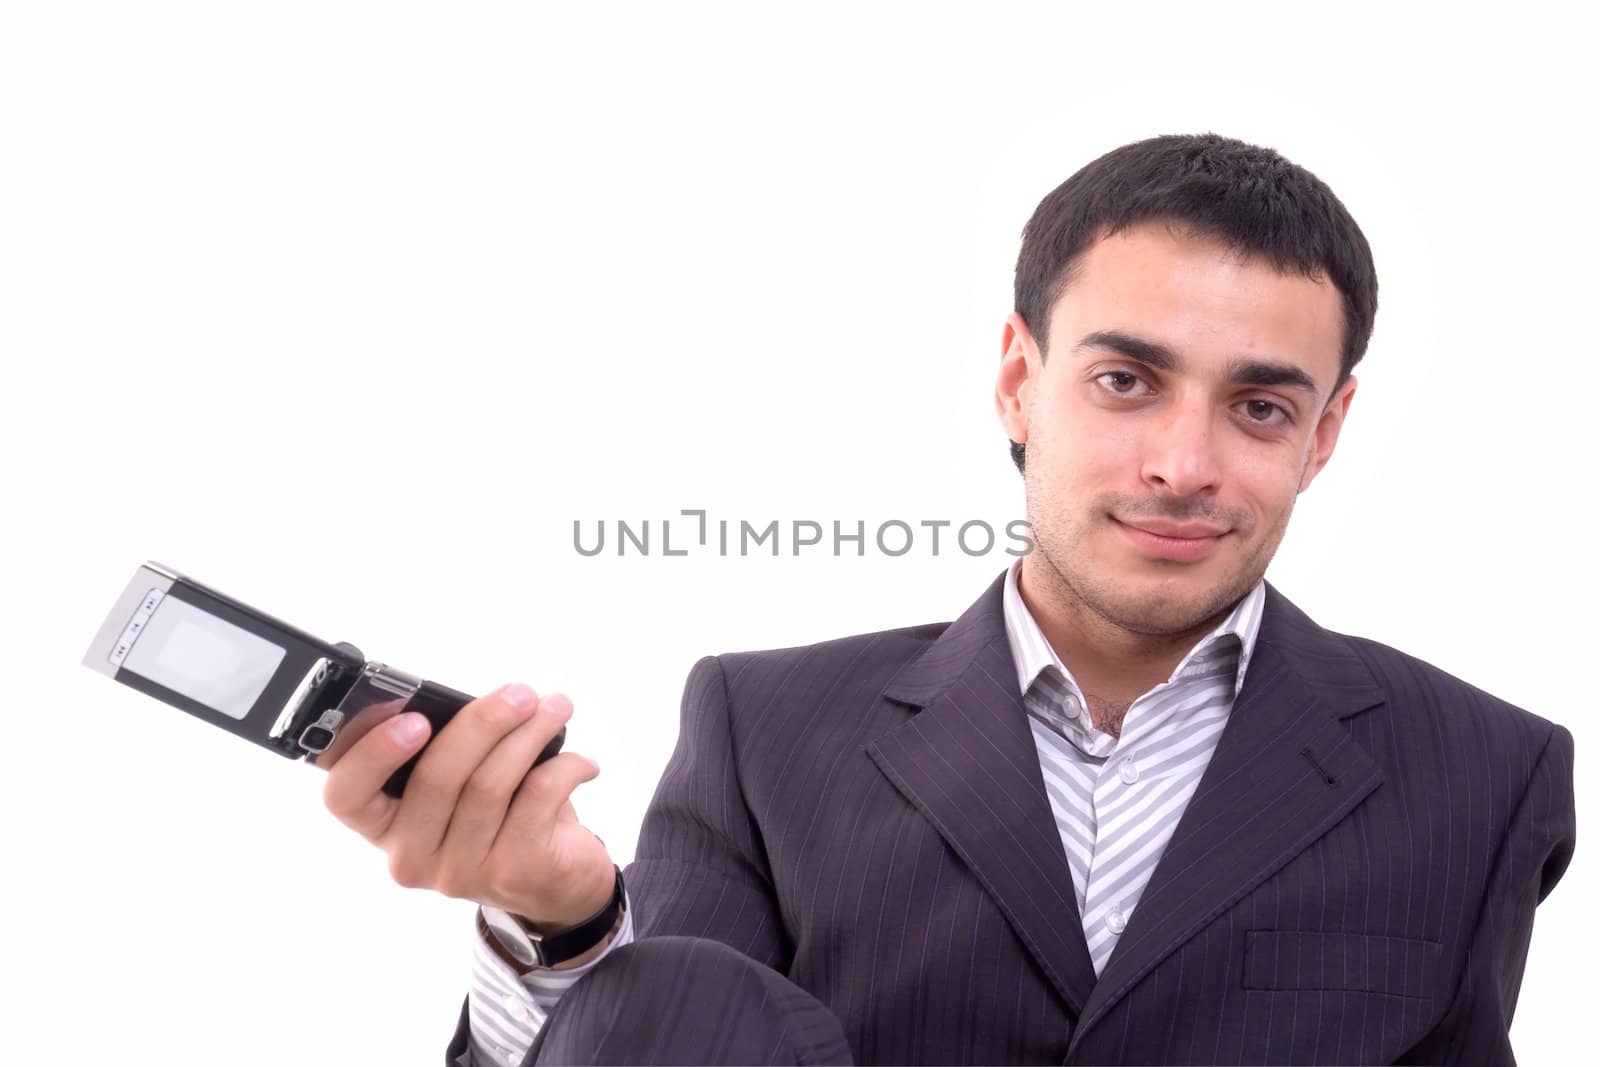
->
<box><xmin>1048</xmin><ymin>222</ymin><xmax>1345</xmax><ymax>393</ymax></box>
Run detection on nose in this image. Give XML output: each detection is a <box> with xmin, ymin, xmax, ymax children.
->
<box><xmin>1139</xmin><ymin>398</ymin><xmax>1222</xmax><ymax>499</ymax></box>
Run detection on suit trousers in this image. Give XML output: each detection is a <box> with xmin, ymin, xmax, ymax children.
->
<box><xmin>527</xmin><ymin>936</ymin><xmax>854</xmax><ymax>1066</ymax></box>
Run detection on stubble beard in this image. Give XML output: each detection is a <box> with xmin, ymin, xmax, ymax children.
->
<box><xmin>1023</xmin><ymin>470</ymin><xmax>1293</xmax><ymax>641</ymax></box>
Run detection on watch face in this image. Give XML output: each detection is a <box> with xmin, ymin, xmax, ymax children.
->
<box><xmin>481</xmin><ymin>907</ymin><xmax>537</xmax><ymax>967</ymax></box>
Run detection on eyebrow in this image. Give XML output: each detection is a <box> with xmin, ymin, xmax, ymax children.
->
<box><xmin>1072</xmin><ymin>329</ymin><xmax>1322</xmax><ymax>401</ymax></box>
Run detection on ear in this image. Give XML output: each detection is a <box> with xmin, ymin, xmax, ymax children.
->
<box><xmin>1298</xmin><ymin>374</ymin><xmax>1358</xmax><ymax>493</ymax></box>
<box><xmin>996</xmin><ymin>312</ymin><xmax>1039</xmax><ymax>448</ymax></box>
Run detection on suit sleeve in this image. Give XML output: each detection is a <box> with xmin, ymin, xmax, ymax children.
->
<box><xmin>624</xmin><ymin>653</ymin><xmax>792</xmax><ymax>968</ymax></box>
<box><xmin>1397</xmin><ymin>723</ymin><xmax>1576</xmax><ymax>1066</ymax></box>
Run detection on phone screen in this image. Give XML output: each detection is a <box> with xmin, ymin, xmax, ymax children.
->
<box><xmin>119</xmin><ymin>593</ymin><xmax>287</xmax><ymax>720</ymax></box>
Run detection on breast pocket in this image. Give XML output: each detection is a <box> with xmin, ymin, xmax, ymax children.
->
<box><xmin>1243</xmin><ymin>930</ymin><xmax>1442</xmax><ymax>1000</ymax></box>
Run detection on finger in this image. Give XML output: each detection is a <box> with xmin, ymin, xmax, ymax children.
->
<box><xmin>500</xmin><ymin>746</ymin><xmax>601</xmax><ymax>848</ymax></box>
<box><xmin>437</xmin><ymin>692</ymin><xmax>575</xmax><ymax>873</ymax></box>
<box><xmin>322</xmin><ymin>710</ymin><xmax>432</xmax><ymax>842</ymax></box>
<box><xmin>384</xmin><ymin>683</ymin><xmax>544</xmax><ymax>856</ymax></box>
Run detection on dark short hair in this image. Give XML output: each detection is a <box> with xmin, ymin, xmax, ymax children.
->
<box><xmin>1009</xmin><ymin>132</ymin><xmax>1378</xmax><ymax>473</ymax></box>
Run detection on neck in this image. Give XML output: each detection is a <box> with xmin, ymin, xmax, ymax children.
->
<box><xmin>1016</xmin><ymin>556</ymin><xmax>1224</xmax><ymax>707</ymax></box>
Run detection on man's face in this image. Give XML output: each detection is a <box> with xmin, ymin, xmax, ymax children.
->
<box><xmin>995</xmin><ymin>220</ymin><xmax>1357</xmax><ymax>637</ymax></box>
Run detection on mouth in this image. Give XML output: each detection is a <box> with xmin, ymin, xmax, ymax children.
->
<box><xmin>1112</xmin><ymin>516</ymin><xmax>1228</xmax><ymax>563</ymax></box>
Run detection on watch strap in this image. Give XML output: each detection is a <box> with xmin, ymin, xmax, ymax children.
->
<box><xmin>527</xmin><ymin>865</ymin><xmax>627</xmax><ymax>967</ymax></box>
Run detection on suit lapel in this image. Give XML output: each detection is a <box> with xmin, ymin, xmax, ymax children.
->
<box><xmin>1065</xmin><ymin>581</ymin><xmax>1388</xmax><ymax>1055</ymax></box>
<box><xmin>864</xmin><ymin>570</ymin><xmax>1392</xmax><ymax>1046</ymax></box>
<box><xmin>867</xmin><ymin>572</ymin><xmax>1100</xmax><ymax>1018</ymax></box>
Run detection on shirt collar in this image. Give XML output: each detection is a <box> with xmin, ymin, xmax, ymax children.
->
<box><xmin>1001</xmin><ymin>556</ymin><xmax>1267</xmax><ymax>706</ymax></box>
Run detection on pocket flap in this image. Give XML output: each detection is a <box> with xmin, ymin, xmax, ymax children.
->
<box><xmin>1243</xmin><ymin>930</ymin><xmax>1441</xmax><ymax>999</ymax></box>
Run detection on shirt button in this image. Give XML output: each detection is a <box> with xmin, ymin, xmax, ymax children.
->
<box><xmin>505</xmin><ymin>1052</ymin><xmax>519</xmax><ymax>1066</ymax></box>
<box><xmin>1117</xmin><ymin>758</ymin><xmax>1139</xmax><ymax>784</ymax></box>
<box><xmin>501</xmin><ymin>992</ymin><xmax>530</xmax><ymax>1020</ymax></box>
<box><xmin>1106</xmin><ymin>906</ymin><xmax>1128</xmax><ymax>934</ymax></box>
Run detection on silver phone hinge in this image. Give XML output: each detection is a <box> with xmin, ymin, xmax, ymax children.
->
<box><xmin>356</xmin><ymin>662</ymin><xmax>422</xmax><ymax>699</ymax></box>
<box><xmin>322</xmin><ymin>662</ymin><xmax>424</xmax><ymax>738</ymax></box>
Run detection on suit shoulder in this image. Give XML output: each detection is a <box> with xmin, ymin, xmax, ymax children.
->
<box><xmin>717</xmin><ymin>618</ymin><xmax>948</xmax><ymax>674</ymax></box>
<box><xmin>1340</xmin><ymin>631</ymin><xmax>1568</xmax><ymax>753</ymax></box>
<box><xmin>695</xmin><ymin>619</ymin><xmax>948</xmax><ymax>706</ymax></box>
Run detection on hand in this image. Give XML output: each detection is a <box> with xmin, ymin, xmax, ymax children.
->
<box><xmin>322</xmin><ymin>683</ymin><xmax>616</xmax><ymax>928</ymax></box>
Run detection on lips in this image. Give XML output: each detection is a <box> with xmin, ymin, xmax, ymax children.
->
<box><xmin>1112</xmin><ymin>516</ymin><xmax>1228</xmax><ymax>562</ymax></box>
<box><xmin>1117</xmin><ymin>518</ymin><xmax>1229</xmax><ymax>539</ymax></box>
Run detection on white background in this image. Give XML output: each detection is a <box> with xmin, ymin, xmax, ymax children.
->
<box><xmin>2</xmin><ymin>3</ymin><xmax>1592</xmax><ymax>1064</ymax></box>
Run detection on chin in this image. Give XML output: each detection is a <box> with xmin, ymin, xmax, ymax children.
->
<box><xmin>1094</xmin><ymin>556</ymin><xmax>1247</xmax><ymax>625</ymax></box>
<box><xmin>1102</xmin><ymin>597</ymin><xmax>1215</xmax><ymax>637</ymax></box>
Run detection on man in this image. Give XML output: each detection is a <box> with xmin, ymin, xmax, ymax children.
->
<box><xmin>324</xmin><ymin>133</ymin><xmax>1576</xmax><ymax>1065</ymax></box>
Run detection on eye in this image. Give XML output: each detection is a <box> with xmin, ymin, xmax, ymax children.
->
<box><xmin>1094</xmin><ymin>370</ymin><xmax>1151</xmax><ymax>396</ymax></box>
<box><xmin>1094</xmin><ymin>368</ymin><xmax>1295</xmax><ymax>428</ymax></box>
<box><xmin>1240</xmin><ymin>398</ymin><xmax>1291</xmax><ymax>426</ymax></box>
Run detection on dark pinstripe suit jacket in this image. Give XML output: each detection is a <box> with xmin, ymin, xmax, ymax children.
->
<box><xmin>447</xmin><ymin>570</ymin><xmax>1575</xmax><ymax>1064</ymax></box>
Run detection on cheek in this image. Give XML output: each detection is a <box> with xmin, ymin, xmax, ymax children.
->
<box><xmin>1032</xmin><ymin>417</ymin><xmax>1123</xmax><ymax>495</ymax></box>
<box><xmin>1229</xmin><ymin>456</ymin><xmax>1305</xmax><ymax>529</ymax></box>
<box><xmin>1040</xmin><ymin>401</ymin><xmax>1140</xmax><ymax>468</ymax></box>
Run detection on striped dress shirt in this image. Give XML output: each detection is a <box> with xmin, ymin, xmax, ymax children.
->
<box><xmin>1003</xmin><ymin>558</ymin><xmax>1266</xmax><ymax>974</ymax></box>
<box><xmin>466</xmin><ymin>558</ymin><xmax>1265</xmax><ymax>1065</ymax></box>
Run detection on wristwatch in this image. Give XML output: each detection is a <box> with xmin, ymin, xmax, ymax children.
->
<box><xmin>481</xmin><ymin>866</ymin><xmax>626</xmax><ymax>969</ymax></box>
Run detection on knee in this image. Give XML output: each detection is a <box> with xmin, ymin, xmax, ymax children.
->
<box><xmin>599</xmin><ymin>935</ymin><xmax>767</xmax><ymax>985</ymax></box>
<box><xmin>532</xmin><ymin>936</ymin><xmax>850</xmax><ymax>1066</ymax></box>
<box><xmin>556</xmin><ymin>935</ymin><xmax>792</xmax><ymax>1024</ymax></box>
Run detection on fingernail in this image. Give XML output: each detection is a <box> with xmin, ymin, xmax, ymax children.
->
<box><xmin>541</xmin><ymin>693</ymin><xmax>573</xmax><ymax>719</ymax></box>
<box><xmin>501</xmin><ymin>683</ymin><xmax>538</xmax><ymax>712</ymax></box>
<box><xmin>388</xmin><ymin>713</ymin><xmax>427</xmax><ymax>744</ymax></box>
